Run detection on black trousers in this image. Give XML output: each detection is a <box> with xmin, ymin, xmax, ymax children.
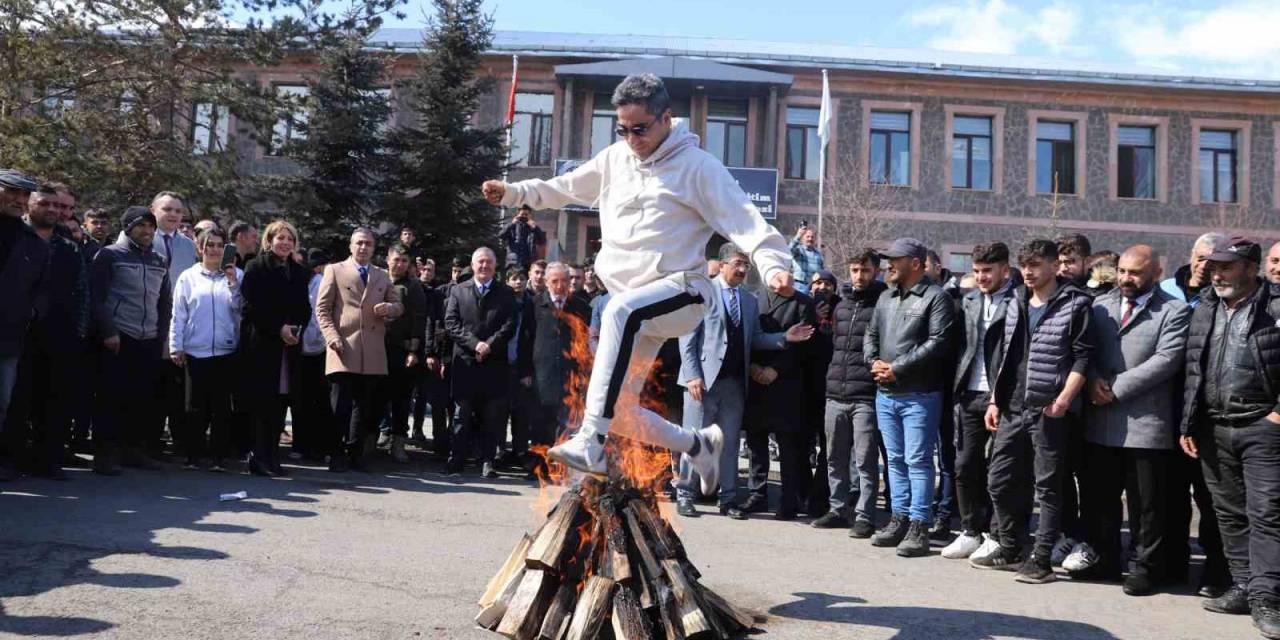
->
<box><xmin>329</xmin><ymin>373</ymin><xmax>381</xmax><ymax>458</ymax></box>
<box><xmin>381</xmin><ymin>352</ymin><xmax>415</xmax><ymax>439</ymax></box>
<box><xmin>1199</xmin><ymin>420</ymin><xmax>1280</xmax><ymax>602</ymax></box>
<box><xmin>1079</xmin><ymin>442</ymin><xmax>1168</xmax><ymax>578</ymax></box>
<box><xmin>1061</xmin><ymin>411</ymin><xmax>1086</xmax><ymax>540</ymax></box>
<box><xmin>507</xmin><ymin>368</ymin><xmax>531</xmax><ymax>456</ymax></box>
<box><xmin>989</xmin><ymin>408</ymin><xmax>1067</xmax><ymax>559</ymax></box>
<box><xmin>2</xmin><ymin>343</ymin><xmax>76</xmax><ymax>470</ymax></box>
<box><xmin>96</xmin><ymin>335</ymin><xmax>161</xmax><ymax>448</ymax></box>
<box><xmin>293</xmin><ymin>354</ymin><xmax>333</xmax><ymax>457</ymax></box>
<box><xmin>746</xmin><ymin>429</ymin><xmax>811</xmax><ymax>512</ymax></box>
<box><xmin>151</xmin><ymin>359</ymin><xmax>186</xmax><ymax>451</ymax></box>
<box><xmin>253</xmin><ymin>394</ymin><xmax>290</xmax><ymax>468</ymax></box>
<box><xmin>955</xmin><ymin>391</ymin><xmax>995</xmax><ymax>535</ymax></box>
<box><xmin>183</xmin><ymin>354</ymin><xmax>236</xmax><ymax>462</ymax></box>
<box><xmin>450</xmin><ymin>391</ymin><xmax>509</xmax><ymax>470</ymax></box>
<box><xmin>70</xmin><ymin>340</ymin><xmax>98</xmax><ymax>447</ymax></box>
<box><xmin>413</xmin><ymin>365</ymin><xmax>452</xmax><ymax>453</ymax></box>
<box><xmin>1164</xmin><ymin>447</ymin><xmax>1229</xmax><ymax>587</ymax></box>
<box><xmin>934</xmin><ymin>387</ymin><xmax>957</xmax><ymax>523</ymax></box>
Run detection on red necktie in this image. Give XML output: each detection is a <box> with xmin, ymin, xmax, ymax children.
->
<box><xmin>1121</xmin><ymin>298</ymin><xmax>1136</xmax><ymax>327</ymax></box>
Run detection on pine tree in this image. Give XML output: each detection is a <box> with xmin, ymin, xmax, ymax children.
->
<box><xmin>382</xmin><ymin>0</ymin><xmax>508</xmax><ymax>264</ymax></box>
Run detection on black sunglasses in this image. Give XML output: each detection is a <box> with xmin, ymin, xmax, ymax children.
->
<box><xmin>615</xmin><ymin>115</ymin><xmax>664</xmax><ymax>138</ymax></box>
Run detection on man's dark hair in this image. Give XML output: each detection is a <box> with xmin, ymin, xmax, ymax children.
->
<box><xmin>1018</xmin><ymin>239</ymin><xmax>1060</xmax><ymax>266</ymax></box>
<box><xmin>45</xmin><ymin>181</ymin><xmax>74</xmax><ymax>198</ymax></box>
<box><xmin>518</xmin><ymin>204</ymin><xmax>533</xmax><ymax>212</ymax></box>
<box><xmin>532</xmin><ymin>259</ymin><xmax>547</xmax><ymax>270</ymax></box>
<box><xmin>1056</xmin><ymin>233</ymin><xmax>1092</xmax><ymax>258</ymax></box>
<box><xmin>84</xmin><ymin>208</ymin><xmax>110</xmax><ymax>222</ymax></box>
<box><xmin>387</xmin><ymin>242</ymin><xmax>410</xmax><ymax>257</ymax></box>
<box><xmin>400</xmin><ymin>226</ymin><xmax>415</xmax><ymax>235</ymax></box>
<box><xmin>229</xmin><ymin>220</ymin><xmax>255</xmax><ymax>242</ymax></box>
<box><xmin>971</xmin><ymin>242</ymin><xmax>1010</xmax><ymax>265</ymax></box>
<box><xmin>611</xmin><ymin>73</ymin><xmax>672</xmax><ymax>116</ymax></box>
<box><xmin>718</xmin><ymin>242</ymin><xmax>749</xmax><ymax>263</ymax></box>
<box><xmin>506</xmin><ymin>267</ymin><xmax>528</xmax><ymax>281</ymax></box>
<box><xmin>34</xmin><ymin>182</ymin><xmax>60</xmax><ymax>196</ymax></box>
<box><xmin>926</xmin><ymin>249</ymin><xmax>942</xmax><ymax>265</ymax></box>
<box><xmin>847</xmin><ymin>248</ymin><xmax>880</xmax><ymax>267</ymax></box>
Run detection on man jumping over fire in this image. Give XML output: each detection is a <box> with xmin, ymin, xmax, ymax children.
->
<box><xmin>482</xmin><ymin>73</ymin><xmax>802</xmax><ymax>496</ymax></box>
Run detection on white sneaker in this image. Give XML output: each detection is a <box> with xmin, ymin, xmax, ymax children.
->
<box><xmin>689</xmin><ymin>425</ymin><xmax>723</xmax><ymax>497</ymax></box>
<box><xmin>546</xmin><ymin>429</ymin><xmax>608</xmax><ymax>475</ymax></box>
<box><xmin>1062</xmin><ymin>541</ymin><xmax>1099</xmax><ymax>573</ymax></box>
<box><xmin>942</xmin><ymin>532</ymin><xmax>984</xmax><ymax>559</ymax></box>
<box><xmin>1050</xmin><ymin>536</ymin><xmax>1077</xmax><ymax>567</ymax></box>
<box><xmin>969</xmin><ymin>534</ymin><xmax>1002</xmax><ymax>563</ymax></box>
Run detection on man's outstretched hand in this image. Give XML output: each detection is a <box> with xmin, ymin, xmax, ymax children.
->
<box><xmin>769</xmin><ymin>271</ymin><xmax>796</xmax><ymax>297</ymax></box>
<box><xmin>482</xmin><ymin>180</ymin><xmax>506</xmax><ymax>205</ymax></box>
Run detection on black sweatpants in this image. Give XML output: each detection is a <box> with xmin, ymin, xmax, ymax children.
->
<box><xmin>989</xmin><ymin>408</ymin><xmax>1067</xmax><ymax>559</ymax></box>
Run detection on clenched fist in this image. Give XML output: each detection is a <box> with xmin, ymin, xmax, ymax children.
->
<box><xmin>482</xmin><ymin>180</ymin><xmax>507</xmax><ymax>205</ymax></box>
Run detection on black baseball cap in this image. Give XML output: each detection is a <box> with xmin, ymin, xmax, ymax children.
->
<box><xmin>1205</xmin><ymin>237</ymin><xmax>1261</xmax><ymax>264</ymax></box>
<box><xmin>877</xmin><ymin>238</ymin><xmax>929</xmax><ymax>263</ymax></box>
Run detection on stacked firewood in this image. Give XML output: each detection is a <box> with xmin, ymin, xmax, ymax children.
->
<box><xmin>477</xmin><ymin>477</ymin><xmax>756</xmax><ymax>639</ymax></box>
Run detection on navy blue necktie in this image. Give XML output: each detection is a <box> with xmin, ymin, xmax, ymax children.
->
<box><xmin>359</xmin><ymin>265</ymin><xmax>368</xmax><ymax>284</ymax></box>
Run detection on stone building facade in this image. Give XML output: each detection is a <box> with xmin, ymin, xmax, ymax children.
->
<box><xmin>239</xmin><ymin>30</ymin><xmax>1280</xmax><ymax>270</ymax></box>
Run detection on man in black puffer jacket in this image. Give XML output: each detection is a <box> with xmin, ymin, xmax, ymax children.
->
<box><xmin>975</xmin><ymin>239</ymin><xmax>1093</xmax><ymax>585</ymax></box>
<box><xmin>812</xmin><ymin>249</ymin><xmax>886</xmax><ymax>538</ymax></box>
<box><xmin>1178</xmin><ymin>238</ymin><xmax>1280</xmax><ymax>636</ymax></box>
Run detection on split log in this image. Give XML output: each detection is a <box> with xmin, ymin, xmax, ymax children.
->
<box><xmin>497</xmin><ymin>569</ymin><xmax>555</xmax><ymax>640</ymax></box>
<box><xmin>611</xmin><ymin>585</ymin><xmax>654</xmax><ymax>640</ymax></box>
<box><xmin>630</xmin><ymin>502</ymin><xmax>678</xmax><ymax>559</ymax></box>
<box><xmin>633</xmin><ymin>555</ymin><xmax>655</xmax><ymax>610</ymax></box>
<box><xmin>661</xmin><ymin>559</ymin><xmax>711</xmax><ymax>637</ymax></box>
<box><xmin>482</xmin><ymin>535</ymin><xmax>533</xmax><ymax>607</ymax></box>
<box><xmin>655</xmin><ymin>584</ymin><xmax>686</xmax><ymax>640</ymax></box>
<box><xmin>475</xmin><ymin>564</ymin><xmax>525</xmax><ymax>630</ymax></box>
<box><xmin>701</xmin><ymin>586</ymin><xmax>755</xmax><ymax>631</ymax></box>
<box><xmin>527</xmin><ymin>491</ymin><xmax>584</xmax><ymax>571</ymax></box>
<box><xmin>598</xmin><ymin>497</ymin><xmax>633</xmax><ymax>584</ymax></box>
<box><xmin>623</xmin><ymin>507</ymin><xmax>662</xmax><ymax>578</ymax></box>
<box><xmin>563</xmin><ymin>576</ymin><xmax>615</xmax><ymax>640</ymax></box>
<box><xmin>690</xmin><ymin>581</ymin><xmax>728</xmax><ymax>640</ymax></box>
<box><xmin>537</xmin><ymin>583</ymin><xmax>576</xmax><ymax>640</ymax></box>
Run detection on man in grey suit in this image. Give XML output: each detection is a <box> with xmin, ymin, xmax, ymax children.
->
<box><xmin>1068</xmin><ymin>245</ymin><xmax>1190</xmax><ymax>596</ymax></box>
<box><xmin>675</xmin><ymin>243</ymin><xmax>812</xmax><ymax>518</ymax></box>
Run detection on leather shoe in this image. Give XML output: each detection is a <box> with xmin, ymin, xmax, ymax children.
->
<box><xmin>676</xmin><ymin>497</ymin><xmax>698</xmax><ymax>518</ymax></box>
<box><xmin>248</xmin><ymin>456</ymin><xmax>274</xmax><ymax>477</ymax></box>
<box><xmin>481</xmin><ymin>462</ymin><xmax>498</xmax><ymax>479</ymax></box>
<box><xmin>774</xmin><ymin>508</ymin><xmax>796</xmax><ymax>521</ymax></box>
<box><xmin>1123</xmin><ymin>573</ymin><xmax>1154</xmax><ymax>596</ymax></box>
<box><xmin>1203</xmin><ymin>583</ymin><xmax>1250</xmax><ymax>615</ymax></box>
<box><xmin>738</xmin><ymin>496</ymin><xmax>768</xmax><ymax>514</ymax></box>
<box><xmin>1253</xmin><ymin>601</ymin><xmax>1280</xmax><ymax>639</ymax></box>
<box><xmin>719</xmin><ymin>503</ymin><xmax>748</xmax><ymax>520</ymax></box>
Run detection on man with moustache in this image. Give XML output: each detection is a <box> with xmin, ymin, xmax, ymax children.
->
<box><xmin>527</xmin><ymin>262</ymin><xmax>591</xmax><ymax>480</ymax></box>
<box><xmin>1179</xmin><ymin>238</ymin><xmax>1280</xmax><ymax>637</ymax></box>
<box><xmin>0</xmin><ymin>170</ymin><xmax>47</xmax><ymax>446</ymax></box>
<box><xmin>864</xmin><ymin>238</ymin><xmax>956</xmax><ymax>557</ymax></box>
<box><xmin>1067</xmin><ymin>245</ymin><xmax>1189</xmax><ymax>597</ymax></box>
<box><xmin>1266</xmin><ymin>242</ymin><xmax>1280</xmax><ymax>286</ymax></box>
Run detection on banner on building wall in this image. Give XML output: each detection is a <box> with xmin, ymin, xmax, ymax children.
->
<box><xmin>553</xmin><ymin>159</ymin><xmax>779</xmax><ymax>221</ymax></box>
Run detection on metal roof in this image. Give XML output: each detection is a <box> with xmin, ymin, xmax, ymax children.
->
<box><xmin>367</xmin><ymin>28</ymin><xmax>1280</xmax><ymax>95</ymax></box>
<box><xmin>554</xmin><ymin>56</ymin><xmax>793</xmax><ymax>86</ymax></box>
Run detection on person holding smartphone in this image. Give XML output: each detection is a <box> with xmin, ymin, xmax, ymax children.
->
<box><xmin>169</xmin><ymin>228</ymin><xmax>242</xmax><ymax>471</ymax></box>
<box><xmin>239</xmin><ymin>220</ymin><xmax>311</xmax><ymax>477</ymax></box>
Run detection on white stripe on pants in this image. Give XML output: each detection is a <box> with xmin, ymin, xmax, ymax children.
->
<box><xmin>582</xmin><ymin>271</ymin><xmax>712</xmax><ymax>453</ymax></box>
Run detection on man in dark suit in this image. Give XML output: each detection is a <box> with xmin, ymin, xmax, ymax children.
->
<box><xmin>444</xmin><ymin>247</ymin><xmax>518</xmax><ymax>478</ymax></box>
<box><xmin>527</xmin><ymin>262</ymin><xmax>590</xmax><ymax>479</ymax></box>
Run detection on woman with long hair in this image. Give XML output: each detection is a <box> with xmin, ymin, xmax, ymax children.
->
<box><xmin>239</xmin><ymin>220</ymin><xmax>311</xmax><ymax>476</ymax></box>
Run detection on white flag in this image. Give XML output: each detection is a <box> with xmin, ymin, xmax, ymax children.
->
<box><xmin>817</xmin><ymin>69</ymin><xmax>833</xmax><ymax>149</ymax></box>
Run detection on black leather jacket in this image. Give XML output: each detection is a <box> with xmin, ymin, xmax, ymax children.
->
<box><xmin>863</xmin><ymin>275</ymin><xmax>956</xmax><ymax>394</ymax></box>
<box><xmin>1182</xmin><ymin>279</ymin><xmax>1280</xmax><ymax>433</ymax></box>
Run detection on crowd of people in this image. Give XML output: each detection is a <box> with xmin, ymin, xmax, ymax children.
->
<box><xmin>2</xmin><ymin>164</ymin><xmax>1279</xmax><ymax>637</ymax></box>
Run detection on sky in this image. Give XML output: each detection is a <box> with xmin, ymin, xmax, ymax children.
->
<box><xmin>366</xmin><ymin>0</ymin><xmax>1280</xmax><ymax>81</ymax></box>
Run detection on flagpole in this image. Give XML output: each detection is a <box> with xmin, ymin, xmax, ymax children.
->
<box><xmin>817</xmin><ymin>69</ymin><xmax>829</xmax><ymax>242</ymax></box>
<box><xmin>500</xmin><ymin>54</ymin><xmax>518</xmax><ymax>220</ymax></box>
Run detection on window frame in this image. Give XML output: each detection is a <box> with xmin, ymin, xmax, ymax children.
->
<box><xmin>868</xmin><ymin>111</ymin><xmax>912</xmax><ymax>186</ymax></box>
<box><xmin>1107</xmin><ymin>114</ymin><xmax>1168</xmax><ymax>203</ymax></box>
<box><xmin>943</xmin><ymin>106</ymin><xmax>1005</xmax><ymax>194</ymax></box>
<box><xmin>860</xmin><ymin>100</ymin><xmax>921</xmax><ymax>189</ymax></box>
<box><xmin>784</xmin><ymin>105</ymin><xmax>822</xmax><ymax>181</ymax></box>
<box><xmin>511</xmin><ymin>92</ymin><xmax>554</xmax><ymax>167</ymax></box>
<box><xmin>268</xmin><ymin>83</ymin><xmax>310</xmax><ymax>157</ymax></box>
<box><xmin>1190</xmin><ymin>118</ymin><xmax>1251</xmax><ymax>208</ymax></box>
<box><xmin>1026</xmin><ymin>110</ymin><xmax>1088</xmax><ymax>198</ymax></box>
<box><xmin>191</xmin><ymin>102</ymin><xmax>231</xmax><ymax>155</ymax></box>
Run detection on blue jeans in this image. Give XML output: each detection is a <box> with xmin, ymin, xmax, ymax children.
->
<box><xmin>875</xmin><ymin>390</ymin><xmax>942</xmax><ymax>523</ymax></box>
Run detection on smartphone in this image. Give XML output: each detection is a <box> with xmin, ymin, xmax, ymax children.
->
<box><xmin>220</xmin><ymin>244</ymin><xmax>238</xmax><ymax>269</ymax></box>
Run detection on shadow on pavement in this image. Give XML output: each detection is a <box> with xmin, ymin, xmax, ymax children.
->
<box><xmin>769</xmin><ymin>591</ymin><xmax>1120</xmax><ymax>640</ymax></box>
<box><xmin>0</xmin><ymin>446</ymin><xmax>524</xmax><ymax>636</ymax></box>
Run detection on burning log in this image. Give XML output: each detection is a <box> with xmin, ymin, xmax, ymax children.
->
<box><xmin>477</xmin><ymin>478</ymin><xmax>758</xmax><ymax>639</ymax></box>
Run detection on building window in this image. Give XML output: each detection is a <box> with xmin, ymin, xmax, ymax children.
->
<box><xmin>785</xmin><ymin>106</ymin><xmax>821</xmax><ymax>180</ymax></box>
<box><xmin>511</xmin><ymin>92</ymin><xmax>553</xmax><ymax>167</ymax></box>
<box><xmin>869</xmin><ymin>111</ymin><xmax>910</xmax><ymax>186</ymax></box>
<box><xmin>1036</xmin><ymin>121</ymin><xmax>1075</xmax><ymax>195</ymax></box>
<box><xmin>590</xmin><ymin>93</ymin><xmax>619</xmax><ymax>158</ymax></box>
<box><xmin>270</xmin><ymin>84</ymin><xmax>309</xmax><ymax>155</ymax></box>
<box><xmin>951</xmin><ymin>116</ymin><xmax>992</xmax><ymax>190</ymax></box>
<box><xmin>41</xmin><ymin>88</ymin><xmax>74</xmax><ymax>116</ymax></box>
<box><xmin>192</xmin><ymin>103</ymin><xmax>230</xmax><ymax>155</ymax></box>
<box><xmin>1116</xmin><ymin>125</ymin><xmax>1156</xmax><ymax>199</ymax></box>
<box><xmin>1200</xmin><ymin>129</ymin><xmax>1238</xmax><ymax>204</ymax></box>
<box><xmin>706</xmin><ymin>98</ymin><xmax>747</xmax><ymax>167</ymax></box>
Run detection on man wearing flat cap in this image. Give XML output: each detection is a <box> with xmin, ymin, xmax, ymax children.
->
<box><xmin>0</xmin><ymin>169</ymin><xmax>49</xmax><ymax>477</ymax></box>
<box><xmin>863</xmin><ymin>237</ymin><xmax>956</xmax><ymax>557</ymax></box>
<box><xmin>89</xmin><ymin>206</ymin><xmax>172</xmax><ymax>475</ymax></box>
<box><xmin>1178</xmin><ymin>237</ymin><xmax>1280</xmax><ymax>636</ymax></box>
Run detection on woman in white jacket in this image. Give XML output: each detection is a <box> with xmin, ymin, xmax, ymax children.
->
<box><xmin>169</xmin><ymin>228</ymin><xmax>243</xmax><ymax>471</ymax></box>
<box><xmin>483</xmin><ymin>73</ymin><xmax>802</xmax><ymax>490</ymax></box>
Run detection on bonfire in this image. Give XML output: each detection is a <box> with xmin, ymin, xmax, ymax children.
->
<box><xmin>475</xmin><ymin>314</ymin><xmax>757</xmax><ymax>639</ymax></box>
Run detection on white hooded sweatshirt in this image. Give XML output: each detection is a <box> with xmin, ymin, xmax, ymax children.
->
<box><xmin>500</xmin><ymin>119</ymin><xmax>791</xmax><ymax>294</ymax></box>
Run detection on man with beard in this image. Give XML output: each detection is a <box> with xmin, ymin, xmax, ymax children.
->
<box><xmin>1067</xmin><ymin>245</ymin><xmax>1189</xmax><ymax>596</ymax></box>
<box><xmin>1179</xmin><ymin>238</ymin><xmax>1280</xmax><ymax>637</ymax></box>
<box><xmin>0</xmin><ymin>170</ymin><xmax>47</xmax><ymax>445</ymax></box>
<box><xmin>1266</xmin><ymin>242</ymin><xmax>1280</xmax><ymax>286</ymax></box>
<box><xmin>864</xmin><ymin>238</ymin><xmax>956</xmax><ymax>556</ymax></box>
<box><xmin>0</xmin><ymin>185</ymin><xmax>87</xmax><ymax>480</ymax></box>
<box><xmin>381</xmin><ymin>244</ymin><xmax>426</xmax><ymax>463</ymax></box>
